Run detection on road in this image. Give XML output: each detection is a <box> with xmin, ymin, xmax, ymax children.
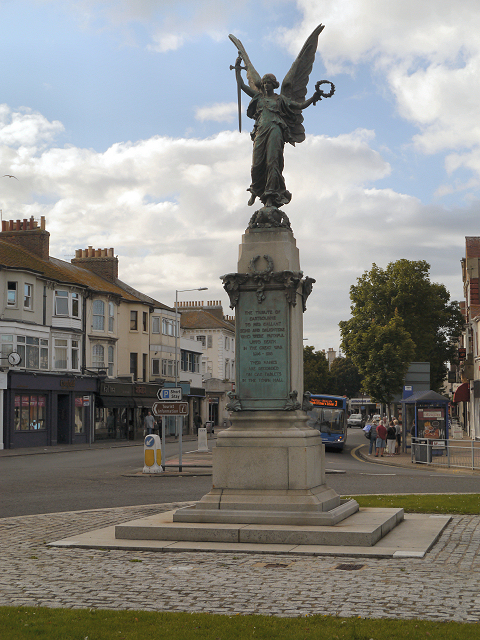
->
<box><xmin>1</xmin><ymin>429</ymin><xmax>478</xmax><ymax>518</ymax></box>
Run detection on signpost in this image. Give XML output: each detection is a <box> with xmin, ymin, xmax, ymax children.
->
<box><xmin>152</xmin><ymin>401</ymin><xmax>189</xmax><ymax>416</ymax></box>
<box><xmin>152</xmin><ymin>399</ymin><xmax>189</xmax><ymax>471</ymax></box>
<box><xmin>157</xmin><ymin>387</ymin><xmax>182</xmax><ymax>401</ymax></box>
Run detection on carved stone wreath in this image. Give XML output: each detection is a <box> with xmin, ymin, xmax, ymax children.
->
<box><xmin>249</xmin><ymin>254</ymin><xmax>274</xmax><ymax>276</ymax></box>
<box><xmin>248</xmin><ymin>206</ymin><xmax>292</xmax><ymax>231</ymax></box>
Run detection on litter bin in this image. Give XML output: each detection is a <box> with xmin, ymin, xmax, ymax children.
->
<box><xmin>431</xmin><ymin>439</ymin><xmax>446</xmax><ymax>457</ymax></box>
<box><xmin>205</xmin><ymin>421</ymin><xmax>214</xmax><ymax>434</ymax></box>
<box><xmin>413</xmin><ymin>438</ymin><xmax>432</xmax><ymax>463</ymax></box>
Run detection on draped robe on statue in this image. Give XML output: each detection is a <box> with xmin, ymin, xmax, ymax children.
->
<box><xmin>247</xmin><ymin>93</ymin><xmax>302</xmax><ymax>208</ymax></box>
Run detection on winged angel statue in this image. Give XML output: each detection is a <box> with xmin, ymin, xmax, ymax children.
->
<box><xmin>229</xmin><ymin>24</ymin><xmax>334</xmax><ymax>228</ymax></box>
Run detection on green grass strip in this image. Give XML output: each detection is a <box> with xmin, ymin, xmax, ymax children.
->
<box><xmin>343</xmin><ymin>493</ymin><xmax>480</xmax><ymax>514</ymax></box>
<box><xmin>1</xmin><ymin>607</ymin><xmax>479</xmax><ymax>640</ymax></box>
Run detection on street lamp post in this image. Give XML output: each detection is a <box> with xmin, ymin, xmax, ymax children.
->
<box><xmin>174</xmin><ymin>287</ymin><xmax>208</xmax><ymax>471</ymax></box>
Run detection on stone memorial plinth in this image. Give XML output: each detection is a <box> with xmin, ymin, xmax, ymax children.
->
<box><xmin>111</xmin><ymin>24</ymin><xmax>407</xmax><ymax>548</ymax></box>
<box><xmin>173</xmin><ymin>225</ymin><xmax>359</xmax><ymax>528</ymax></box>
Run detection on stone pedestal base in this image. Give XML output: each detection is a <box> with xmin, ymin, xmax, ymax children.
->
<box><xmin>173</xmin><ymin>411</ymin><xmax>359</xmax><ymax>526</ymax></box>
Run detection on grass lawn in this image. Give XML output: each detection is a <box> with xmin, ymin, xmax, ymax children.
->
<box><xmin>343</xmin><ymin>493</ymin><xmax>480</xmax><ymax>515</ymax></box>
<box><xmin>1</xmin><ymin>608</ymin><xmax>480</xmax><ymax>640</ymax></box>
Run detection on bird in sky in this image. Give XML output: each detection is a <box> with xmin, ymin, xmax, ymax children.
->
<box><xmin>3</xmin><ymin>174</ymin><xmax>18</xmax><ymax>180</ymax></box>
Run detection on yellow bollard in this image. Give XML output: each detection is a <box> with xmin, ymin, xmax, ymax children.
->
<box><xmin>143</xmin><ymin>434</ymin><xmax>162</xmax><ymax>473</ymax></box>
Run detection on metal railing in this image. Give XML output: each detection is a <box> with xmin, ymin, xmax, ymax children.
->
<box><xmin>411</xmin><ymin>437</ymin><xmax>480</xmax><ymax>470</ymax></box>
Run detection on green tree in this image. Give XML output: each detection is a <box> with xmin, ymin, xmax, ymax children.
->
<box><xmin>330</xmin><ymin>357</ymin><xmax>362</xmax><ymax>398</ymax></box>
<box><xmin>344</xmin><ymin>315</ymin><xmax>416</xmax><ymax>411</ymax></box>
<box><xmin>339</xmin><ymin>260</ymin><xmax>464</xmax><ymax>393</ymax></box>
<box><xmin>303</xmin><ymin>346</ymin><xmax>333</xmax><ymax>394</ymax></box>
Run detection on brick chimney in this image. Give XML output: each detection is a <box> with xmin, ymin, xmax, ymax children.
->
<box><xmin>175</xmin><ymin>300</ymin><xmax>225</xmax><ymax>320</ymax></box>
<box><xmin>71</xmin><ymin>246</ymin><xmax>118</xmax><ymax>282</ymax></box>
<box><xmin>0</xmin><ymin>216</ymin><xmax>50</xmax><ymax>260</ymax></box>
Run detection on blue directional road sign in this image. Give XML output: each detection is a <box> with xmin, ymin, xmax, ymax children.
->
<box><xmin>157</xmin><ymin>387</ymin><xmax>182</xmax><ymax>401</ymax></box>
<box><xmin>145</xmin><ymin>435</ymin><xmax>155</xmax><ymax>448</ymax></box>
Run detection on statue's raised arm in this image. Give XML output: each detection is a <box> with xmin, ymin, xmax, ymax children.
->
<box><xmin>229</xmin><ymin>24</ymin><xmax>335</xmax><ymax>229</ymax></box>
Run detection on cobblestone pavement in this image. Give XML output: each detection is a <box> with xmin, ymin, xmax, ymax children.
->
<box><xmin>1</xmin><ymin>503</ymin><xmax>480</xmax><ymax>621</ymax></box>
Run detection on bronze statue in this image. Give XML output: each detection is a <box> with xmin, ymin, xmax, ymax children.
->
<box><xmin>229</xmin><ymin>25</ymin><xmax>334</xmax><ymax>228</ymax></box>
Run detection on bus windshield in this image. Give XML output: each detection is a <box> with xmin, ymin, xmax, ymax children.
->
<box><xmin>307</xmin><ymin>408</ymin><xmax>345</xmax><ymax>434</ymax></box>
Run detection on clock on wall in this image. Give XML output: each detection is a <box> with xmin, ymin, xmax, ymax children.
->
<box><xmin>7</xmin><ymin>352</ymin><xmax>21</xmax><ymax>366</ymax></box>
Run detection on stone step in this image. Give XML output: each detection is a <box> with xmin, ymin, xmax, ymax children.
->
<box><xmin>115</xmin><ymin>507</ymin><xmax>404</xmax><ymax>547</ymax></box>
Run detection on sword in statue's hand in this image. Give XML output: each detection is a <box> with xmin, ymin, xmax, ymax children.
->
<box><xmin>230</xmin><ymin>54</ymin><xmax>246</xmax><ymax>133</ymax></box>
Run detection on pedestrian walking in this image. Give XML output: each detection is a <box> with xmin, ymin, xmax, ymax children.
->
<box><xmin>368</xmin><ymin>420</ymin><xmax>378</xmax><ymax>455</ymax></box>
<box><xmin>394</xmin><ymin>418</ymin><xmax>402</xmax><ymax>454</ymax></box>
<box><xmin>193</xmin><ymin>412</ymin><xmax>202</xmax><ymax>435</ymax></box>
<box><xmin>144</xmin><ymin>410</ymin><xmax>155</xmax><ymax>435</ymax></box>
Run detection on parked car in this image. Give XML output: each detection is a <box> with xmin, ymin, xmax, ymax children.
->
<box><xmin>372</xmin><ymin>414</ymin><xmax>381</xmax><ymax>423</ymax></box>
<box><xmin>347</xmin><ymin>413</ymin><xmax>364</xmax><ymax>428</ymax></box>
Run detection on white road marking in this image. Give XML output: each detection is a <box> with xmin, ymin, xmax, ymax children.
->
<box><xmin>359</xmin><ymin>473</ymin><xmax>397</xmax><ymax>476</ymax></box>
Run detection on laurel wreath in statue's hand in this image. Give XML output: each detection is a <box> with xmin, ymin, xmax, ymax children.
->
<box><xmin>313</xmin><ymin>80</ymin><xmax>335</xmax><ymax>105</ymax></box>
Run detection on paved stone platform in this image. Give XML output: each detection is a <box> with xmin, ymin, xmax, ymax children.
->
<box><xmin>1</xmin><ymin>503</ymin><xmax>480</xmax><ymax>621</ymax></box>
<box><xmin>50</xmin><ymin>508</ymin><xmax>446</xmax><ymax>558</ymax></box>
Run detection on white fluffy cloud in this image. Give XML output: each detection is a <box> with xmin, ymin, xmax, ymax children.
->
<box><xmin>195</xmin><ymin>102</ymin><xmax>237</xmax><ymax>123</ymax></box>
<box><xmin>0</xmin><ymin>104</ymin><xmax>64</xmax><ymax>148</ymax></box>
<box><xmin>280</xmin><ymin>0</ymin><xmax>480</xmax><ymax>196</ymax></box>
<box><xmin>0</xmin><ymin>104</ymin><xmax>468</xmax><ymax>349</ymax></box>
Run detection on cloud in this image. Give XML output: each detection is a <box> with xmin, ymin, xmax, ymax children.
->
<box><xmin>57</xmin><ymin>0</ymin><xmax>249</xmax><ymax>50</ymax></box>
<box><xmin>279</xmin><ymin>0</ymin><xmax>480</xmax><ymax>194</ymax></box>
<box><xmin>0</xmin><ymin>104</ymin><xmax>64</xmax><ymax>149</ymax></box>
<box><xmin>0</xmin><ymin>103</ymin><xmax>471</xmax><ymax>349</ymax></box>
<box><xmin>195</xmin><ymin>102</ymin><xmax>238</xmax><ymax>123</ymax></box>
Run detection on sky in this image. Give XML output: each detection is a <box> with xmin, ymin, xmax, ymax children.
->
<box><xmin>1</xmin><ymin>0</ymin><xmax>479</xmax><ymax>353</ymax></box>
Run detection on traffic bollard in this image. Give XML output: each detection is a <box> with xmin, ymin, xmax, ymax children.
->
<box><xmin>143</xmin><ymin>434</ymin><xmax>163</xmax><ymax>473</ymax></box>
<box><xmin>197</xmin><ymin>427</ymin><xmax>208</xmax><ymax>452</ymax></box>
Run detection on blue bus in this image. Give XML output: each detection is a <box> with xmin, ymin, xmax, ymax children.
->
<box><xmin>306</xmin><ymin>394</ymin><xmax>348</xmax><ymax>451</ymax></box>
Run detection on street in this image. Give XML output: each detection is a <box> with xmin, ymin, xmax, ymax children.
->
<box><xmin>1</xmin><ymin>429</ymin><xmax>479</xmax><ymax>518</ymax></box>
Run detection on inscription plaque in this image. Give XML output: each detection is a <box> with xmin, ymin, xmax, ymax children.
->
<box><xmin>237</xmin><ymin>289</ymin><xmax>289</xmax><ymax>410</ymax></box>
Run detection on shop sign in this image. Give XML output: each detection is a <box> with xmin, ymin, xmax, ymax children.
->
<box><xmin>83</xmin><ymin>395</ymin><xmax>90</xmax><ymax>406</ymax></box>
<box><xmin>60</xmin><ymin>379</ymin><xmax>75</xmax><ymax>388</ymax></box>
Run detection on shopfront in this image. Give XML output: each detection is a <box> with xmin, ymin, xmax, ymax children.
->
<box><xmin>95</xmin><ymin>381</ymin><xmax>163</xmax><ymax>441</ymax></box>
<box><xmin>3</xmin><ymin>371</ymin><xmax>97</xmax><ymax>449</ymax></box>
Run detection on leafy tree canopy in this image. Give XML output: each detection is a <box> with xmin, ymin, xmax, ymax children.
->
<box><xmin>329</xmin><ymin>357</ymin><xmax>362</xmax><ymax>398</ymax></box>
<box><xmin>339</xmin><ymin>260</ymin><xmax>464</xmax><ymax>393</ymax></box>
<box><xmin>303</xmin><ymin>346</ymin><xmax>333</xmax><ymax>395</ymax></box>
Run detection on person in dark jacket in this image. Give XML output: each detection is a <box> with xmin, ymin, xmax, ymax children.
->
<box><xmin>386</xmin><ymin>421</ymin><xmax>396</xmax><ymax>456</ymax></box>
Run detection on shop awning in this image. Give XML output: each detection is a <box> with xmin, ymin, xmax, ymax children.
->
<box><xmin>453</xmin><ymin>382</ymin><xmax>470</xmax><ymax>403</ymax></box>
<box><xmin>134</xmin><ymin>398</ymin><xmax>156</xmax><ymax>408</ymax></box>
<box><xmin>96</xmin><ymin>397</ymin><xmax>136</xmax><ymax>409</ymax></box>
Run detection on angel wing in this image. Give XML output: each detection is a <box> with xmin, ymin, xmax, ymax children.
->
<box><xmin>281</xmin><ymin>24</ymin><xmax>324</xmax><ymax>102</ymax></box>
<box><xmin>228</xmin><ymin>34</ymin><xmax>262</xmax><ymax>93</ymax></box>
<box><xmin>280</xmin><ymin>24</ymin><xmax>324</xmax><ymax>143</ymax></box>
